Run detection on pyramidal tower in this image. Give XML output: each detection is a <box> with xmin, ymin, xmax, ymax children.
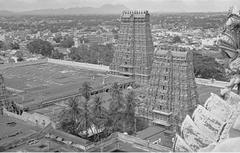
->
<box><xmin>110</xmin><ymin>10</ymin><xmax>154</xmax><ymax>84</ymax></box>
<box><xmin>145</xmin><ymin>46</ymin><xmax>199</xmax><ymax>132</ymax></box>
<box><xmin>0</xmin><ymin>74</ymin><xmax>7</xmax><ymax>115</ymax></box>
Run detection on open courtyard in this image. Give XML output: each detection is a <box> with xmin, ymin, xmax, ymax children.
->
<box><xmin>1</xmin><ymin>61</ymin><xmax>131</xmax><ymax>108</ymax></box>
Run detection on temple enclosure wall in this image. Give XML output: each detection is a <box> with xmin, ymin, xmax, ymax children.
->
<box><xmin>3</xmin><ymin>109</ymin><xmax>55</xmax><ymax>128</ymax></box>
<box><xmin>47</xmin><ymin>58</ymin><xmax>109</xmax><ymax>71</ymax></box>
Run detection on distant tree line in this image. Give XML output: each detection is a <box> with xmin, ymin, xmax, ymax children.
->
<box><xmin>0</xmin><ymin>41</ymin><xmax>20</xmax><ymax>50</ymax></box>
<box><xmin>26</xmin><ymin>39</ymin><xmax>114</xmax><ymax>63</ymax></box>
<box><xmin>172</xmin><ymin>36</ymin><xmax>182</xmax><ymax>43</ymax></box>
<box><xmin>69</xmin><ymin>43</ymin><xmax>114</xmax><ymax>66</ymax></box>
<box><xmin>27</xmin><ymin>39</ymin><xmax>54</xmax><ymax>56</ymax></box>
<box><xmin>27</xmin><ymin>39</ymin><xmax>64</xmax><ymax>59</ymax></box>
<box><xmin>53</xmin><ymin>35</ymin><xmax>75</xmax><ymax>48</ymax></box>
<box><xmin>26</xmin><ymin>39</ymin><xmax>227</xmax><ymax>81</ymax></box>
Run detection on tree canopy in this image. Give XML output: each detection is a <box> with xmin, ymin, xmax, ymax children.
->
<box><xmin>193</xmin><ymin>52</ymin><xmax>227</xmax><ymax>81</ymax></box>
<box><xmin>53</xmin><ymin>35</ymin><xmax>63</xmax><ymax>43</ymax></box>
<box><xmin>51</xmin><ymin>49</ymin><xmax>64</xmax><ymax>59</ymax></box>
<box><xmin>27</xmin><ymin>39</ymin><xmax>54</xmax><ymax>57</ymax></box>
<box><xmin>172</xmin><ymin>36</ymin><xmax>182</xmax><ymax>43</ymax></box>
<box><xmin>0</xmin><ymin>41</ymin><xmax>10</xmax><ymax>50</ymax></box>
<box><xmin>60</xmin><ymin>37</ymin><xmax>74</xmax><ymax>48</ymax></box>
<box><xmin>10</xmin><ymin>42</ymin><xmax>20</xmax><ymax>50</ymax></box>
<box><xmin>58</xmin><ymin>81</ymin><xmax>141</xmax><ymax>142</ymax></box>
<box><xmin>69</xmin><ymin>43</ymin><xmax>114</xmax><ymax>65</ymax></box>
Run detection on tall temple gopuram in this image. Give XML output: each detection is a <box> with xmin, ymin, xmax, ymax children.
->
<box><xmin>137</xmin><ymin>46</ymin><xmax>198</xmax><ymax>132</ymax></box>
<box><xmin>0</xmin><ymin>74</ymin><xmax>7</xmax><ymax>115</ymax></box>
<box><xmin>110</xmin><ymin>10</ymin><xmax>154</xmax><ymax>84</ymax></box>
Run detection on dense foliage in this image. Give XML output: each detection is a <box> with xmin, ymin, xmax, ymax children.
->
<box><xmin>53</xmin><ymin>35</ymin><xmax>63</xmax><ymax>43</ymax></box>
<box><xmin>27</xmin><ymin>39</ymin><xmax>54</xmax><ymax>56</ymax></box>
<box><xmin>58</xmin><ymin>82</ymin><xmax>143</xmax><ymax>142</ymax></box>
<box><xmin>193</xmin><ymin>52</ymin><xmax>227</xmax><ymax>81</ymax></box>
<box><xmin>60</xmin><ymin>37</ymin><xmax>74</xmax><ymax>48</ymax></box>
<box><xmin>51</xmin><ymin>49</ymin><xmax>65</xmax><ymax>59</ymax></box>
<box><xmin>0</xmin><ymin>41</ymin><xmax>6</xmax><ymax>50</ymax></box>
<box><xmin>172</xmin><ymin>36</ymin><xmax>182</xmax><ymax>43</ymax></box>
<box><xmin>10</xmin><ymin>42</ymin><xmax>20</xmax><ymax>50</ymax></box>
<box><xmin>69</xmin><ymin>43</ymin><xmax>114</xmax><ymax>66</ymax></box>
<box><xmin>0</xmin><ymin>41</ymin><xmax>20</xmax><ymax>50</ymax></box>
<box><xmin>26</xmin><ymin>39</ymin><xmax>64</xmax><ymax>59</ymax></box>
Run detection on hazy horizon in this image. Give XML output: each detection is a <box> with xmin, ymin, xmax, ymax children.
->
<box><xmin>0</xmin><ymin>0</ymin><xmax>239</xmax><ymax>13</ymax></box>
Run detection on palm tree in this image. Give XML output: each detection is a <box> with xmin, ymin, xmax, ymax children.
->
<box><xmin>91</xmin><ymin>96</ymin><xmax>108</xmax><ymax>141</ymax></box>
<box><xmin>80</xmin><ymin>82</ymin><xmax>92</xmax><ymax>101</ymax></box>
<box><xmin>109</xmin><ymin>82</ymin><xmax>125</xmax><ymax>132</ymax></box>
<box><xmin>109</xmin><ymin>82</ymin><xmax>125</xmax><ymax>112</ymax></box>
<box><xmin>110</xmin><ymin>82</ymin><xmax>121</xmax><ymax>100</ymax></box>
<box><xmin>59</xmin><ymin>82</ymin><xmax>95</xmax><ymax>139</ymax></box>
<box><xmin>77</xmin><ymin>82</ymin><xmax>95</xmax><ymax>139</ymax></box>
<box><xmin>123</xmin><ymin>91</ymin><xmax>137</xmax><ymax>134</ymax></box>
<box><xmin>58</xmin><ymin>96</ymin><xmax>81</xmax><ymax>135</ymax></box>
<box><xmin>77</xmin><ymin>98</ymin><xmax>95</xmax><ymax>139</ymax></box>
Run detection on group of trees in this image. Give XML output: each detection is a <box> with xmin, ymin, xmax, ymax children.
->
<box><xmin>59</xmin><ymin>37</ymin><xmax>74</xmax><ymax>48</ymax></box>
<box><xmin>26</xmin><ymin>37</ymin><xmax>74</xmax><ymax>58</ymax></box>
<box><xmin>58</xmin><ymin>82</ymin><xmax>141</xmax><ymax>142</ymax></box>
<box><xmin>0</xmin><ymin>41</ymin><xmax>20</xmax><ymax>50</ymax></box>
<box><xmin>53</xmin><ymin>35</ymin><xmax>63</xmax><ymax>43</ymax></box>
<box><xmin>27</xmin><ymin>39</ymin><xmax>64</xmax><ymax>59</ymax></box>
<box><xmin>10</xmin><ymin>42</ymin><xmax>20</xmax><ymax>50</ymax></box>
<box><xmin>172</xmin><ymin>36</ymin><xmax>182</xmax><ymax>43</ymax></box>
<box><xmin>27</xmin><ymin>39</ymin><xmax>54</xmax><ymax>57</ymax></box>
<box><xmin>69</xmin><ymin>43</ymin><xmax>114</xmax><ymax>66</ymax></box>
<box><xmin>53</xmin><ymin>35</ymin><xmax>74</xmax><ymax>48</ymax></box>
<box><xmin>193</xmin><ymin>52</ymin><xmax>227</xmax><ymax>81</ymax></box>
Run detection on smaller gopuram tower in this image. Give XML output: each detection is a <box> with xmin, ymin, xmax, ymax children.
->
<box><xmin>144</xmin><ymin>46</ymin><xmax>198</xmax><ymax>132</ymax></box>
<box><xmin>0</xmin><ymin>74</ymin><xmax>7</xmax><ymax>115</ymax></box>
<box><xmin>110</xmin><ymin>10</ymin><xmax>154</xmax><ymax>84</ymax></box>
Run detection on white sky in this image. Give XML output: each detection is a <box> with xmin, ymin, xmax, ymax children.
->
<box><xmin>0</xmin><ymin>0</ymin><xmax>240</xmax><ymax>12</ymax></box>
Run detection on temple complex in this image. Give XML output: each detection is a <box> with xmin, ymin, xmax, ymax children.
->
<box><xmin>110</xmin><ymin>10</ymin><xmax>154</xmax><ymax>84</ymax></box>
<box><xmin>110</xmin><ymin>11</ymin><xmax>198</xmax><ymax>132</ymax></box>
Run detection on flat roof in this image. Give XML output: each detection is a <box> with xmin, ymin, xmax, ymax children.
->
<box><xmin>0</xmin><ymin>115</ymin><xmax>85</xmax><ymax>152</ymax></box>
<box><xmin>0</xmin><ymin>115</ymin><xmax>37</xmax><ymax>147</ymax></box>
<box><xmin>50</xmin><ymin>129</ymin><xmax>90</xmax><ymax>145</ymax></box>
<box><xmin>8</xmin><ymin>137</ymin><xmax>78</xmax><ymax>152</ymax></box>
<box><xmin>136</xmin><ymin>126</ymin><xmax>166</xmax><ymax>141</ymax></box>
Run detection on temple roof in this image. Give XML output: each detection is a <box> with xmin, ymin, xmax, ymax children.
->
<box><xmin>136</xmin><ymin>126</ymin><xmax>166</xmax><ymax>141</ymax></box>
<box><xmin>121</xmin><ymin>10</ymin><xmax>149</xmax><ymax>19</ymax></box>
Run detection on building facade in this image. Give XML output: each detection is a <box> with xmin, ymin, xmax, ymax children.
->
<box><xmin>138</xmin><ymin>46</ymin><xmax>198</xmax><ymax>132</ymax></box>
<box><xmin>110</xmin><ymin>10</ymin><xmax>154</xmax><ymax>84</ymax></box>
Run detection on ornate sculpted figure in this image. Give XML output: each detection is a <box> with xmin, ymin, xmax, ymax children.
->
<box><xmin>216</xmin><ymin>7</ymin><xmax>240</xmax><ymax>95</ymax></box>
